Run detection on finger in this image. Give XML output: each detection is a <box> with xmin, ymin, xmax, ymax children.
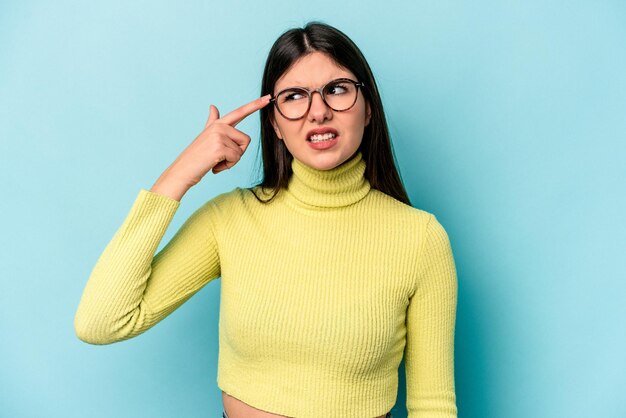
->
<box><xmin>212</xmin><ymin>148</ymin><xmax>241</xmax><ymax>174</ymax></box>
<box><xmin>221</xmin><ymin>124</ymin><xmax>252</xmax><ymax>153</ymax></box>
<box><xmin>215</xmin><ymin>157</ymin><xmax>238</xmax><ymax>173</ymax></box>
<box><xmin>205</xmin><ymin>105</ymin><xmax>220</xmax><ymax>129</ymax></box>
<box><xmin>219</xmin><ymin>94</ymin><xmax>271</xmax><ymax>127</ymax></box>
<box><xmin>212</xmin><ymin>160</ymin><xmax>230</xmax><ymax>174</ymax></box>
<box><xmin>219</xmin><ymin>132</ymin><xmax>244</xmax><ymax>156</ymax></box>
<box><xmin>213</xmin><ymin>141</ymin><xmax>245</xmax><ymax>172</ymax></box>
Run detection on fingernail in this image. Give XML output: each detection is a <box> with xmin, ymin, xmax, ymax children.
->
<box><xmin>262</xmin><ymin>94</ymin><xmax>271</xmax><ymax>101</ymax></box>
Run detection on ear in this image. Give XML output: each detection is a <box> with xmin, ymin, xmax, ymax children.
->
<box><xmin>364</xmin><ymin>101</ymin><xmax>372</xmax><ymax>127</ymax></box>
<box><xmin>270</xmin><ymin>114</ymin><xmax>283</xmax><ymax>140</ymax></box>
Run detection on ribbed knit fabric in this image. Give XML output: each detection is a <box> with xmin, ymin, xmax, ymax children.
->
<box><xmin>74</xmin><ymin>151</ymin><xmax>458</xmax><ymax>418</ymax></box>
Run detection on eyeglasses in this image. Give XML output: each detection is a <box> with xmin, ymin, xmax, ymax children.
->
<box><xmin>269</xmin><ymin>78</ymin><xmax>365</xmax><ymax>121</ymax></box>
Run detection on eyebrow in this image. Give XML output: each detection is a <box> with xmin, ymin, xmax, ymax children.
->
<box><xmin>277</xmin><ymin>76</ymin><xmax>352</xmax><ymax>90</ymax></box>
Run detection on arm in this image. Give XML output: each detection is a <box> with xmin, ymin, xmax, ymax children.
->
<box><xmin>74</xmin><ymin>188</ymin><xmax>221</xmax><ymax>345</ymax></box>
<box><xmin>405</xmin><ymin>214</ymin><xmax>458</xmax><ymax>417</ymax></box>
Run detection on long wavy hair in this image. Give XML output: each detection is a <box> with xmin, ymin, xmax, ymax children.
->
<box><xmin>250</xmin><ymin>21</ymin><xmax>411</xmax><ymax>206</ymax></box>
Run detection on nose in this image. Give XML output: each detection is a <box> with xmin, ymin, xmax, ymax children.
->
<box><xmin>307</xmin><ymin>90</ymin><xmax>332</xmax><ymax>122</ymax></box>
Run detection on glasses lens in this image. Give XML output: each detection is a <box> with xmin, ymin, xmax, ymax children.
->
<box><xmin>276</xmin><ymin>88</ymin><xmax>310</xmax><ymax>119</ymax></box>
<box><xmin>323</xmin><ymin>80</ymin><xmax>357</xmax><ymax>111</ymax></box>
<box><xmin>274</xmin><ymin>80</ymin><xmax>359</xmax><ymax>119</ymax></box>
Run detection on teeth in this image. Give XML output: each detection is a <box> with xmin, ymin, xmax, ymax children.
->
<box><xmin>309</xmin><ymin>133</ymin><xmax>336</xmax><ymax>142</ymax></box>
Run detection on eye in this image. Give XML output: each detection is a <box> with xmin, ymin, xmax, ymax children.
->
<box><xmin>326</xmin><ymin>82</ymin><xmax>350</xmax><ymax>95</ymax></box>
<box><xmin>280</xmin><ymin>89</ymin><xmax>307</xmax><ymax>102</ymax></box>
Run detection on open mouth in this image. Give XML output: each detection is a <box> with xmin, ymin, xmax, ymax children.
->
<box><xmin>307</xmin><ymin>133</ymin><xmax>338</xmax><ymax>142</ymax></box>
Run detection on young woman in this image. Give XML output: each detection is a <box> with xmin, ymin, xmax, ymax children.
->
<box><xmin>75</xmin><ymin>22</ymin><xmax>459</xmax><ymax>418</ymax></box>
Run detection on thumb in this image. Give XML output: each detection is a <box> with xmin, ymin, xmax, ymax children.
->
<box><xmin>205</xmin><ymin>105</ymin><xmax>220</xmax><ymax>129</ymax></box>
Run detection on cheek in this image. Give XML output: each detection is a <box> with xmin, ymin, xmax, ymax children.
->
<box><xmin>356</xmin><ymin>98</ymin><xmax>369</xmax><ymax>120</ymax></box>
<box><xmin>349</xmin><ymin>101</ymin><xmax>369</xmax><ymax>129</ymax></box>
<box><xmin>276</xmin><ymin>121</ymin><xmax>304</xmax><ymax>142</ymax></box>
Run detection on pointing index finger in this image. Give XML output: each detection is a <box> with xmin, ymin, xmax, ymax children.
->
<box><xmin>220</xmin><ymin>94</ymin><xmax>272</xmax><ymax>127</ymax></box>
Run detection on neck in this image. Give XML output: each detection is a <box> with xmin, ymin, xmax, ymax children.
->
<box><xmin>286</xmin><ymin>151</ymin><xmax>371</xmax><ymax>208</ymax></box>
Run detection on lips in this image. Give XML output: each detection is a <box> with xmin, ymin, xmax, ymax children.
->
<box><xmin>306</xmin><ymin>127</ymin><xmax>339</xmax><ymax>141</ymax></box>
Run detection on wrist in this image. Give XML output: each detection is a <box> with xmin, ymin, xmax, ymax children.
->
<box><xmin>150</xmin><ymin>174</ymin><xmax>190</xmax><ymax>202</ymax></box>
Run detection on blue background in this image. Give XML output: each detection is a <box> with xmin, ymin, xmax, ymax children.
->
<box><xmin>1</xmin><ymin>1</ymin><xmax>624</xmax><ymax>417</ymax></box>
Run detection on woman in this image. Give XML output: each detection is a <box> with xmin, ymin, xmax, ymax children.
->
<box><xmin>74</xmin><ymin>21</ymin><xmax>458</xmax><ymax>418</ymax></box>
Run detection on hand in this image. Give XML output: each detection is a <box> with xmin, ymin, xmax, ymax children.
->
<box><xmin>164</xmin><ymin>94</ymin><xmax>272</xmax><ymax>188</ymax></box>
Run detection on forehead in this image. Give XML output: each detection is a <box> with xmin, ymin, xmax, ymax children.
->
<box><xmin>274</xmin><ymin>51</ymin><xmax>356</xmax><ymax>91</ymax></box>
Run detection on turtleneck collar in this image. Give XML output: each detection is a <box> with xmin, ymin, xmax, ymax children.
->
<box><xmin>286</xmin><ymin>151</ymin><xmax>371</xmax><ymax>208</ymax></box>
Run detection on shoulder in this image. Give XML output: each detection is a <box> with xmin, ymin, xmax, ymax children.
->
<box><xmin>198</xmin><ymin>185</ymin><xmax>278</xmax><ymax>216</ymax></box>
<box><xmin>366</xmin><ymin>189</ymin><xmax>454</xmax><ymax>249</ymax></box>
<box><xmin>366</xmin><ymin>188</ymin><xmax>433</xmax><ymax>225</ymax></box>
<box><xmin>363</xmin><ymin>189</ymin><xmax>443</xmax><ymax>260</ymax></box>
<box><xmin>204</xmin><ymin>186</ymin><xmax>246</xmax><ymax>206</ymax></box>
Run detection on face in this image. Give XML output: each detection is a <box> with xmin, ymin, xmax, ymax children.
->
<box><xmin>270</xmin><ymin>51</ymin><xmax>371</xmax><ymax>171</ymax></box>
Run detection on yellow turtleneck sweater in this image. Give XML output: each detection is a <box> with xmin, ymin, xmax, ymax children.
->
<box><xmin>74</xmin><ymin>151</ymin><xmax>458</xmax><ymax>418</ymax></box>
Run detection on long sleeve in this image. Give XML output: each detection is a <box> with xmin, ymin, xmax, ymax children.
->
<box><xmin>405</xmin><ymin>214</ymin><xmax>459</xmax><ymax>417</ymax></box>
<box><xmin>74</xmin><ymin>188</ymin><xmax>221</xmax><ymax>345</ymax></box>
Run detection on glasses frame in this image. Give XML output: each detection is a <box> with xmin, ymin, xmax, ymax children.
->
<box><xmin>269</xmin><ymin>78</ymin><xmax>366</xmax><ymax>121</ymax></box>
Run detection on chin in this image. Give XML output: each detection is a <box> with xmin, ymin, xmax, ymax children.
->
<box><xmin>307</xmin><ymin>153</ymin><xmax>349</xmax><ymax>171</ymax></box>
<box><xmin>288</xmin><ymin>141</ymin><xmax>360</xmax><ymax>170</ymax></box>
